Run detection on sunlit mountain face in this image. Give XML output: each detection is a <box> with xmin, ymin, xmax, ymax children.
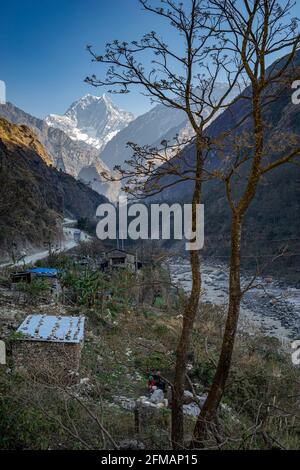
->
<box><xmin>46</xmin><ymin>94</ymin><xmax>134</xmax><ymax>151</ymax></box>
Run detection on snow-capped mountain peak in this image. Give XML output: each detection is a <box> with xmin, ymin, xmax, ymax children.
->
<box><xmin>45</xmin><ymin>94</ymin><xmax>134</xmax><ymax>150</ymax></box>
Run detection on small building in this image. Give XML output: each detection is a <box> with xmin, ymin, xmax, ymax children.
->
<box><xmin>100</xmin><ymin>249</ymin><xmax>143</xmax><ymax>271</ymax></box>
<box><xmin>73</xmin><ymin>230</ymin><xmax>81</xmax><ymax>243</ymax></box>
<box><xmin>12</xmin><ymin>314</ymin><xmax>85</xmax><ymax>385</ymax></box>
<box><xmin>11</xmin><ymin>267</ymin><xmax>59</xmax><ymax>288</ymax></box>
<box><xmin>11</xmin><ymin>267</ymin><xmax>59</xmax><ymax>282</ymax></box>
<box><xmin>10</xmin><ymin>271</ymin><xmax>31</xmax><ymax>284</ymax></box>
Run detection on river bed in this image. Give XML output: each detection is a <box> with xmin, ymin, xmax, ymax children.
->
<box><xmin>168</xmin><ymin>257</ymin><xmax>300</xmax><ymax>343</ymax></box>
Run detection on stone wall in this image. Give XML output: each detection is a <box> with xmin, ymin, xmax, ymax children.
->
<box><xmin>12</xmin><ymin>340</ymin><xmax>82</xmax><ymax>385</ymax></box>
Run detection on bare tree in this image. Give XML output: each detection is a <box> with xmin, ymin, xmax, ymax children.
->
<box><xmin>191</xmin><ymin>0</ymin><xmax>300</xmax><ymax>447</ymax></box>
<box><xmin>86</xmin><ymin>0</ymin><xmax>244</xmax><ymax>448</ymax></box>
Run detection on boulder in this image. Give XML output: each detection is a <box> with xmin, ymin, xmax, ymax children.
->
<box><xmin>118</xmin><ymin>440</ymin><xmax>145</xmax><ymax>450</ymax></box>
<box><xmin>149</xmin><ymin>388</ymin><xmax>165</xmax><ymax>404</ymax></box>
<box><xmin>182</xmin><ymin>391</ymin><xmax>207</xmax><ymax>416</ymax></box>
<box><xmin>183</xmin><ymin>390</ymin><xmax>194</xmax><ymax>404</ymax></box>
<box><xmin>183</xmin><ymin>403</ymin><xmax>201</xmax><ymax>417</ymax></box>
<box><xmin>113</xmin><ymin>395</ymin><xmax>136</xmax><ymax>411</ymax></box>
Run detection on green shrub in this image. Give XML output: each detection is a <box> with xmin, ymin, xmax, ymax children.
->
<box><xmin>16</xmin><ymin>280</ymin><xmax>51</xmax><ymax>305</ymax></box>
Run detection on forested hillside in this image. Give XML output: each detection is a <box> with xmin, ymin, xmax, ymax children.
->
<box><xmin>151</xmin><ymin>53</ymin><xmax>300</xmax><ymax>281</ymax></box>
<box><xmin>0</xmin><ymin>118</ymin><xmax>107</xmax><ymax>258</ymax></box>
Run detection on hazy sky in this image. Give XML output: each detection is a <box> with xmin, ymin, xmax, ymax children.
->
<box><xmin>1</xmin><ymin>0</ymin><xmax>297</xmax><ymax>119</ymax></box>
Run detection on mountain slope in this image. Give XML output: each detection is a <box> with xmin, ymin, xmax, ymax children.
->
<box><xmin>149</xmin><ymin>53</ymin><xmax>300</xmax><ymax>280</ymax></box>
<box><xmin>153</xmin><ymin>53</ymin><xmax>300</xmax><ymax>199</ymax></box>
<box><xmin>46</xmin><ymin>94</ymin><xmax>134</xmax><ymax>151</ymax></box>
<box><xmin>0</xmin><ymin>118</ymin><xmax>107</xmax><ymax>258</ymax></box>
<box><xmin>78</xmin><ymin>164</ymin><xmax>121</xmax><ymax>203</ymax></box>
<box><xmin>99</xmin><ymin>103</ymin><xmax>188</xmax><ymax>169</ymax></box>
<box><xmin>0</xmin><ymin>101</ymin><xmax>106</xmax><ymax>177</ymax></box>
<box><xmin>99</xmin><ymin>83</ymin><xmax>239</xmax><ymax>171</ymax></box>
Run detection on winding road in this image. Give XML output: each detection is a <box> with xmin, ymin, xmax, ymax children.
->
<box><xmin>0</xmin><ymin>219</ymin><xmax>90</xmax><ymax>268</ymax></box>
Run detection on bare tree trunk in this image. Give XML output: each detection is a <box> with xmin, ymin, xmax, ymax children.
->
<box><xmin>171</xmin><ymin>143</ymin><xmax>203</xmax><ymax>449</ymax></box>
<box><xmin>191</xmin><ymin>212</ymin><xmax>242</xmax><ymax>447</ymax></box>
<box><xmin>191</xmin><ymin>78</ymin><xmax>265</xmax><ymax>448</ymax></box>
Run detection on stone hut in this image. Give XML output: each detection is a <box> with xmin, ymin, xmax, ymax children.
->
<box><xmin>12</xmin><ymin>314</ymin><xmax>85</xmax><ymax>385</ymax></box>
<box><xmin>100</xmin><ymin>249</ymin><xmax>143</xmax><ymax>271</ymax></box>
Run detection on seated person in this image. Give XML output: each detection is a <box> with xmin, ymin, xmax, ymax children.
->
<box><xmin>154</xmin><ymin>370</ymin><xmax>166</xmax><ymax>393</ymax></box>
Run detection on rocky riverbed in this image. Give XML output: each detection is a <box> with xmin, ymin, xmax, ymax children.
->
<box><xmin>168</xmin><ymin>257</ymin><xmax>300</xmax><ymax>342</ymax></box>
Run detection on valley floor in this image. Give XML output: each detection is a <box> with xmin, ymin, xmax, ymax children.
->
<box><xmin>168</xmin><ymin>257</ymin><xmax>300</xmax><ymax>343</ymax></box>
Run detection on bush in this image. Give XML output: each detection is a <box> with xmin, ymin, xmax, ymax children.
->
<box><xmin>61</xmin><ymin>266</ymin><xmax>137</xmax><ymax>318</ymax></box>
<box><xmin>16</xmin><ymin>280</ymin><xmax>51</xmax><ymax>305</ymax></box>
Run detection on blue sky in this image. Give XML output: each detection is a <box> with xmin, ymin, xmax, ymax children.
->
<box><xmin>0</xmin><ymin>0</ymin><xmax>297</xmax><ymax>119</ymax></box>
<box><xmin>0</xmin><ymin>0</ymin><xmax>169</xmax><ymax>118</ymax></box>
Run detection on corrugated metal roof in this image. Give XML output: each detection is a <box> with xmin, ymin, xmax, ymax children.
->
<box><xmin>16</xmin><ymin>315</ymin><xmax>85</xmax><ymax>343</ymax></box>
<box><xmin>27</xmin><ymin>268</ymin><xmax>59</xmax><ymax>277</ymax></box>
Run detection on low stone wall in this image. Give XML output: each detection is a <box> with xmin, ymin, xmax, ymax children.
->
<box><xmin>12</xmin><ymin>340</ymin><xmax>82</xmax><ymax>385</ymax></box>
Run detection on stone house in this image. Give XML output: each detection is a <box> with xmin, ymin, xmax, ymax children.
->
<box><xmin>12</xmin><ymin>314</ymin><xmax>85</xmax><ymax>385</ymax></box>
<box><xmin>100</xmin><ymin>249</ymin><xmax>143</xmax><ymax>271</ymax></box>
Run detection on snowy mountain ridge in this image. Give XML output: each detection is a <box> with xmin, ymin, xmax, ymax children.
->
<box><xmin>45</xmin><ymin>94</ymin><xmax>134</xmax><ymax>151</ymax></box>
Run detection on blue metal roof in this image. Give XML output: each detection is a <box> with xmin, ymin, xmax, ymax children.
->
<box><xmin>27</xmin><ymin>268</ymin><xmax>59</xmax><ymax>277</ymax></box>
<box><xmin>16</xmin><ymin>315</ymin><xmax>85</xmax><ymax>343</ymax></box>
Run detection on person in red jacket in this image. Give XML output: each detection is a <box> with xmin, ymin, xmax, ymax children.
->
<box><xmin>147</xmin><ymin>368</ymin><xmax>156</xmax><ymax>392</ymax></box>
